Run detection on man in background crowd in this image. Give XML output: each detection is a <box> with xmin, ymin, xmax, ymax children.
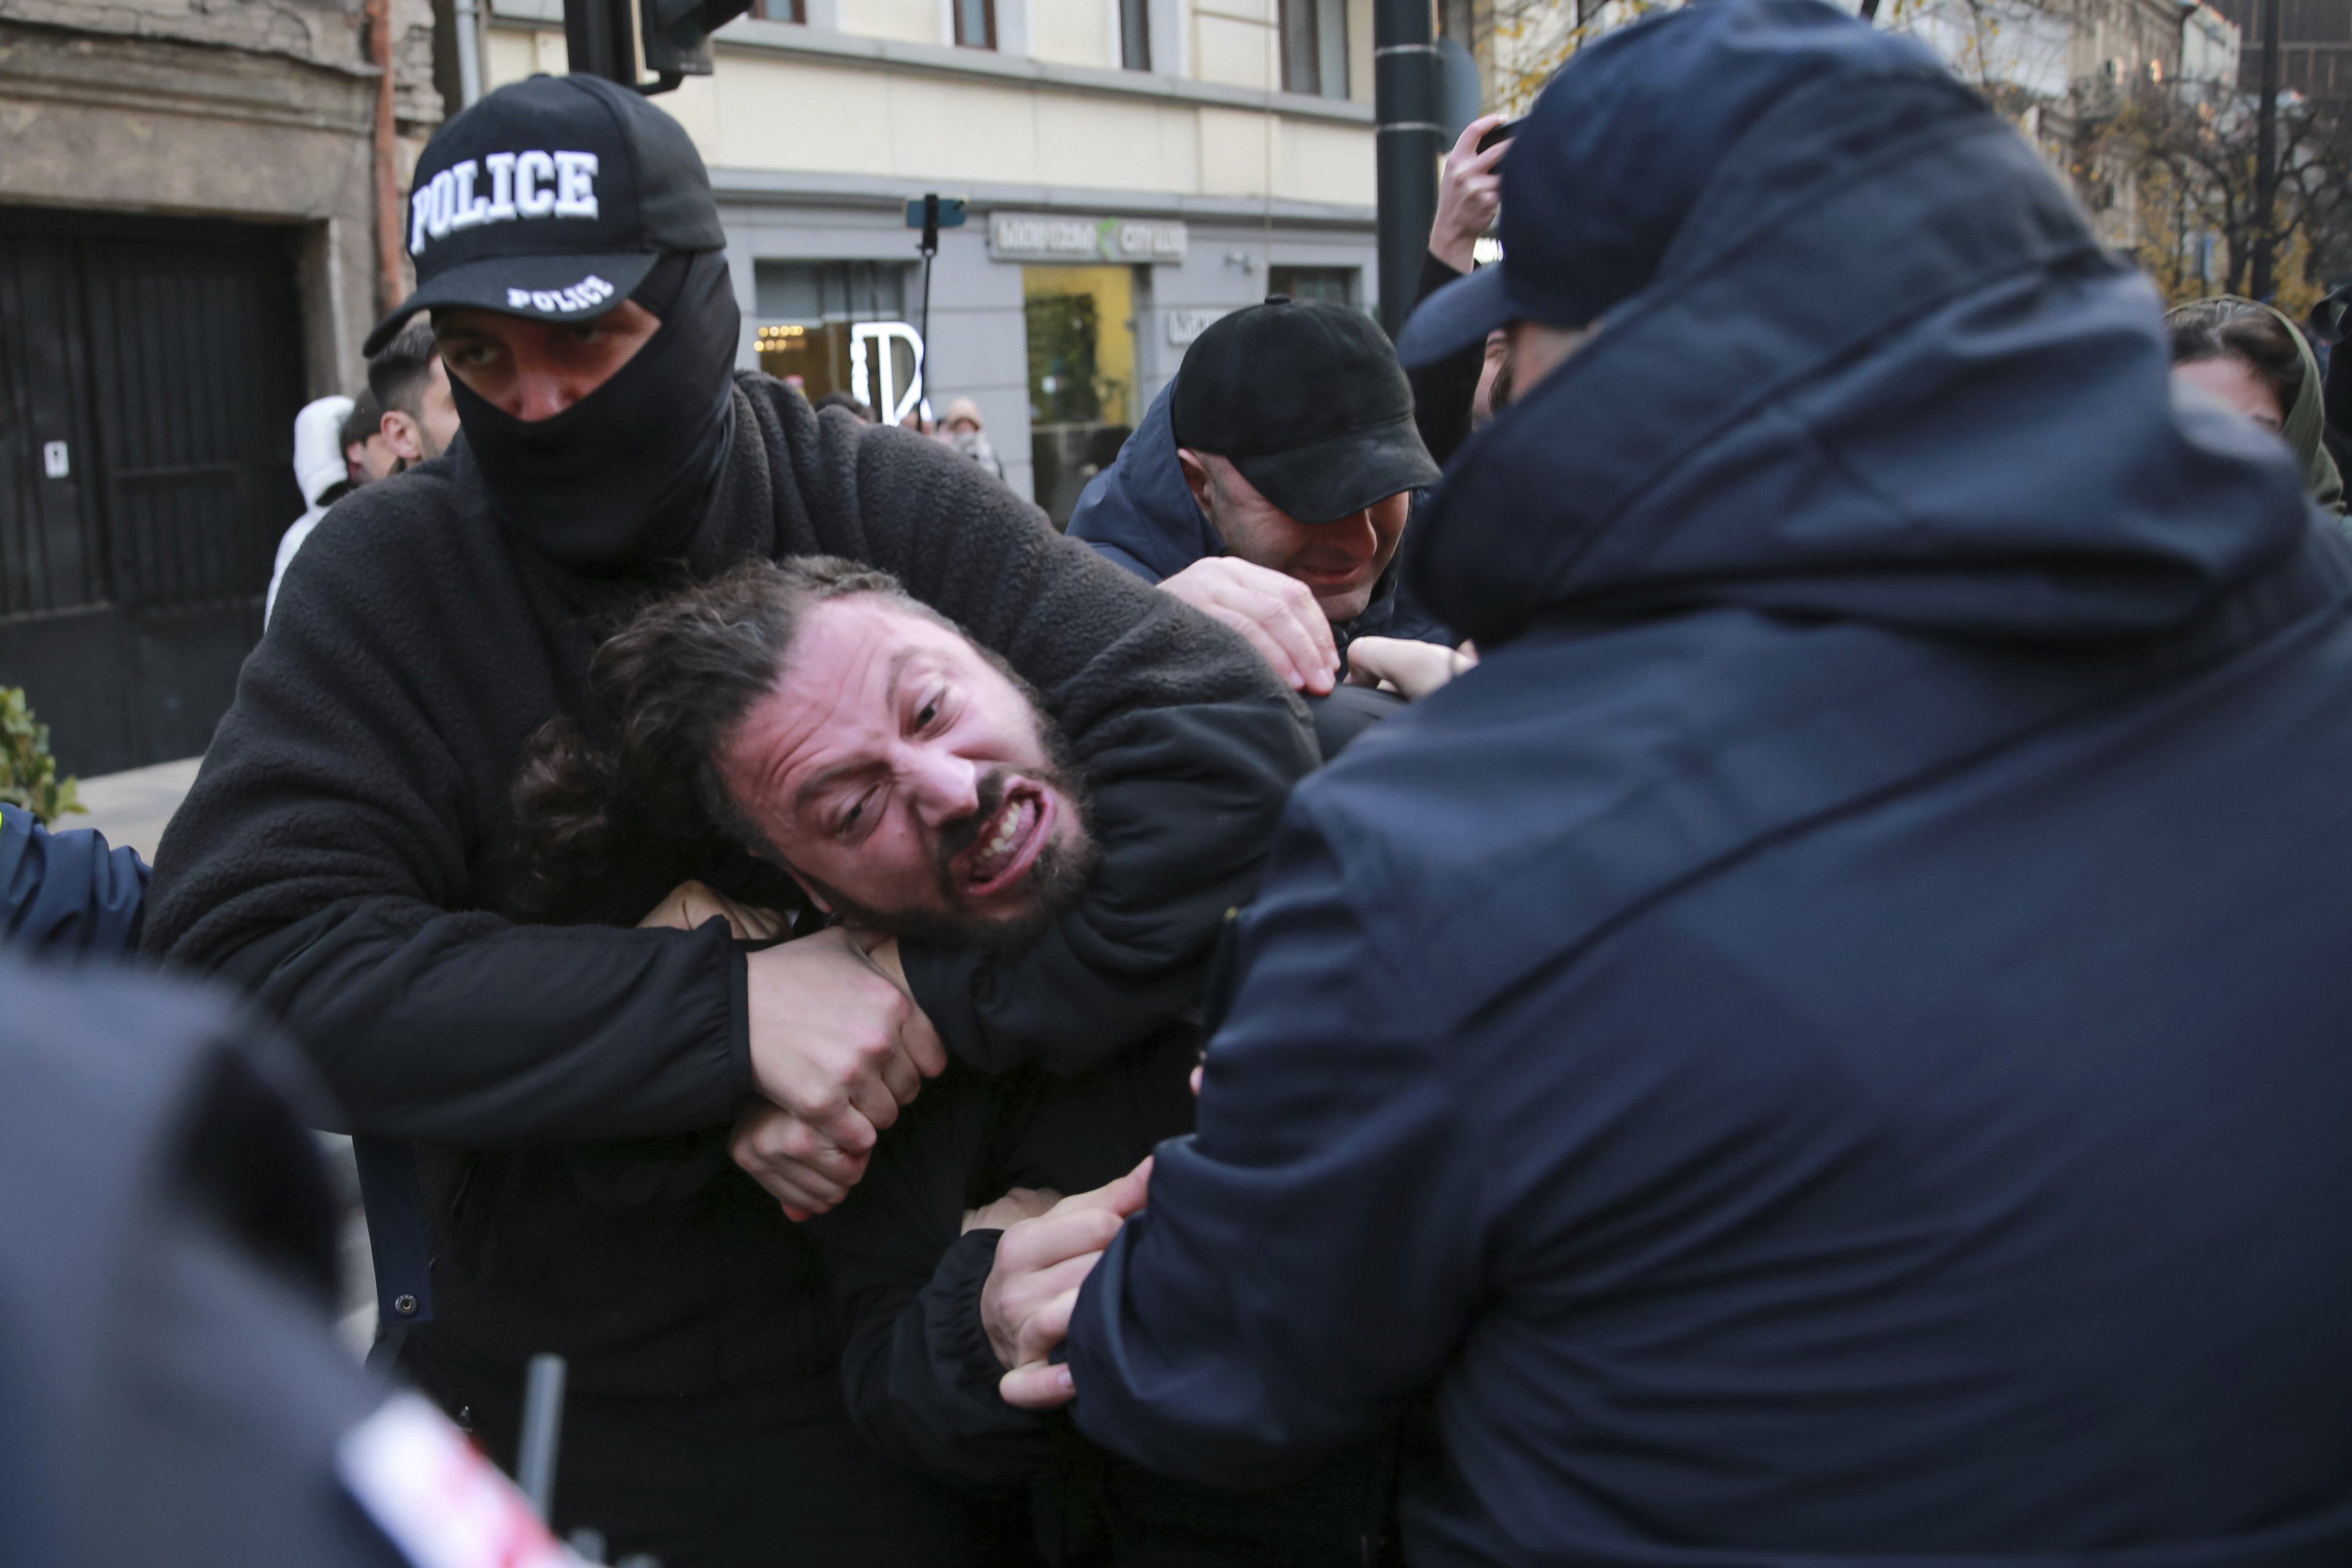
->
<box><xmin>343</xmin><ymin>390</ymin><xmax>398</xmax><ymax>484</ymax></box>
<box><xmin>368</xmin><ymin>317</ymin><xmax>461</xmax><ymax>471</ymax></box>
<box><xmin>1067</xmin><ymin>298</ymin><xmax>1458</xmax><ymax>754</ymax></box>
<box><xmin>270</xmin><ymin>316</ymin><xmax>470</xmax><ymax>620</ymax></box>
<box><xmin>938</xmin><ymin>396</ymin><xmax>1005</xmax><ymax>482</ymax></box>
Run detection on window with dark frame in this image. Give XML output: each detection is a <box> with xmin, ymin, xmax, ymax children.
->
<box><xmin>1120</xmin><ymin>0</ymin><xmax>1151</xmax><ymax>69</ymax></box>
<box><xmin>751</xmin><ymin>0</ymin><xmax>807</xmax><ymax>20</ymax></box>
<box><xmin>1268</xmin><ymin>265</ymin><xmax>1356</xmax><ymax>307</ymax></box>
<box><xmin>752</xmin><ymin>260</ymin><xmax>915</xmax><ymax>412</ymax></box>
<box><xmin>954</xmin><ymin>0</ymin><xmax>996</xmax><ymax>48</ymax></box>
<box><xmin>1277</xmin><ymin>0</ymin><xmax>1347</xmax><ymax>96</ymax></box>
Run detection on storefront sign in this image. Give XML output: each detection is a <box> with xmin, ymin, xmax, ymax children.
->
<box><xmin>989</xmin><ymin>212</ymin><xmax>1188</xmax><ymax>265</ymax></box>
<box><xmin>1165</xmin><ymin>308</ymin><xmax>1230</xmax><ymax>348</ymax></box>
<box><xmin>850</xmin><ymin>321</ymin><xmax>925</xmax><ymax>426</ymax></box>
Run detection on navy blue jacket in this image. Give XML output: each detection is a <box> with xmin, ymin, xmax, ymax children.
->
<box><xmin>1066</xmin><ymin>382</ymin><xmax>1453</xmax><ymax>651</ymax></box>
<box><xmin>1</xmin><ymin>804</ymin><xmax>149</xmax><ymax>959</ymax></box>
<box><xmin>1061</xmin><ymin>6</ymin><xmax>2352</xmax><ymax>1564</ymax></box>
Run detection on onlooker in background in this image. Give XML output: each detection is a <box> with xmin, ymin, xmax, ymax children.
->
<box><xmin>1470</xmin><ymin>328</ymin><xmax>1511</xmax><ymax>429</ymax></box>
<box><xmin>1068</xmin><ymin>296</ymin><xmax>1457</xmax><ymax>756</ymax></box>
<box><xmin>1411</xmin><ymin>114</ymin><xmax>1511</xmax><ymax>465</ymax></box>
<box><xmin>341</xmin><ymin>390</ymin><xmax>397</xmax><ymax>485</ymax></box>
<box><xmin>366</xmin><ymin>317</ymin><xmax>460</xmax><ymax>472</ymax></box>
<box><xmin>992</xmin><ymin>2</ymin><xmax>2352</xmax><ymax>1561</ymax></box>
<box><xmin>2311</xmin><ymin>283</ymin><xmax>2352</xmax><ymax>479</ymax></box>
<box><xmin>2169</xmin><ymin>297</ymin><xmax>2345</xmax><ymax>512</ymax></box>
<box><xmin>938</xmin><ymin>396</ymin><xmax>1005</xmax><ymax>482</ymax></box>
<box><xmin>813</xmin><ymin>389</ymin><xmax>878</xmax><ymax>423</ymax></box>
<box><xmin>1069</xmin><ymin>298</ymin><xmax>1449</xmax><ymax>671</ymax></box>
<box><xmin>267</xmin><ymin>394</ymin><xmax>358</xmax><ymax>626</ymax></box>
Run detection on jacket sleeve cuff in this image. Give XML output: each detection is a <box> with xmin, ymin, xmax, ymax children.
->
<box><xmin>726</xmin><ymin>939</ymin><xmax>756</xmax><ymax>1103</ymax></box>
<box><xmin>935</xmin><ymin>1227</ymin><xmax>1013</xmax><ymax>1395</ymax></box>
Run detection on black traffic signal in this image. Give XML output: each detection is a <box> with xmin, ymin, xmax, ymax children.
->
<box><xmin>564</xmin><ymin>0</ymin><xmax>754</xmax><ymax>93</ymax></box>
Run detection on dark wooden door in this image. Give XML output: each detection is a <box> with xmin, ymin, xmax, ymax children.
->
<box><xmin>0</xmin><ymin>207</ymin><xmax>304</xmax><ymax>777</ymax></box>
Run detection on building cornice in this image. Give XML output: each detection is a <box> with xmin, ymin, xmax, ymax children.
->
<box><xmin>708</xmin><ymin>165</ymin><xmax>1378</xmax><ymax>228</ymax></box>
<box><xmin>0</xmin><ymin>15</ymin><xmax>376</xmax><ymax>134</ymax></box>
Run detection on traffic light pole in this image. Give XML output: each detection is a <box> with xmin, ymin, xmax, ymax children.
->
<box><xmin>2251</xmin><ymin>0</ymin><xmax>2282</xmax><ymax>299</ymax></box>
<box><xmin>1374</xmin><ymin>0</ymin><xmax>1441</xmax><ymax>339</ymax></box>
<box><xmin>565</xmin><ymin>0</ymin><xmax>752</xmax><ymax>92</ymax></box>
<box><xmin>565</xmin><ymin>0</ymin><xmax>639</xmax><ymax>86</ymax></box>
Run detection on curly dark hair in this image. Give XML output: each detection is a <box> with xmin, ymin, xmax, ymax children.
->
<box><xmin>508</xmin><ymin>555</ymin><xmax>948</xmax><ymax>923</ymax></box>
<box><xmin>2167</xmin><ymin>299</ymin><xmax>2306</xmax><ymax>426</ymax></box>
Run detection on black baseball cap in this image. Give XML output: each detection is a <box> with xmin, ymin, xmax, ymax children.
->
<box><xmin>1172</xmin><ymin>296</ymin><xmax>1440</xmax><ymax>525</ymax></box>
<box><xmin>362</xmin><ymin>74</ymin><xmax>725</xmax><ymax>356</ymax></box>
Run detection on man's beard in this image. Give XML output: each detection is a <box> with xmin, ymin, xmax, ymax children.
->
<box><xmin>800</xmin><ymin>746</ymin><xmax>1099</xmax><ymax>957</ymax></box>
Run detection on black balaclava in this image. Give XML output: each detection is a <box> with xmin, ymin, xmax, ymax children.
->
<box><xmin>451</xmin><ymin>248</ymin><xmax>740</xmax><ymax>574</ymax></box>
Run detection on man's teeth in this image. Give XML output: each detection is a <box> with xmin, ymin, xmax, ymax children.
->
<box><xmin>976</xmin><ymin>799</ymin><xmax>1030</xmax><ymax>873</ymax></box>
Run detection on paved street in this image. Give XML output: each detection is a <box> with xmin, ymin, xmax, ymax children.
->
<box><xmin>72</xmin><ymin>754</ymin><xmax>202</xmax><ymax>863</ymax></box>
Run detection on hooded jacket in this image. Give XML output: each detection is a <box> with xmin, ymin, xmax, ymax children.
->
<box><xmin>1061</xmin><ymin>4</ymin><xmax>2352</xmax><ymax>1564</ymax></box>
<box><xmin>2172</xmin><ymin>296</ymin><xmax>2344</xmax><ymax>513</ymax></box>
<box><xmin>266</xmin><ymin>395</ymin><xmax>357</xmax><ymax>627</ymax></box>
<box><xmin>142</xmin><ymin>372</ymin><xmax>1316</xmax><ymax>1399</ymax></box>
<box><xmin>2268</xmin><ymin>299</ymin><xmax>2343</xmax><ymax>509</ymax></box>
<box><xmin>1066</xmin><ymin>383</ymin><xmax>1453</xmax><ymax>652</ymax></box>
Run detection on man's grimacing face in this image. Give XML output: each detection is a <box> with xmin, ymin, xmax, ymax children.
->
<box><xmin>714</xmin><ymin>597</ymin><xmax>1095</xmax><ymax>949</ymax></box>
<box><xmin>1178</xmin><ymin>452</ymin><xmax>1411</xmax><ymax>624</ymax></box>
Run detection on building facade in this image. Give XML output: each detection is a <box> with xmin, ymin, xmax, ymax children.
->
<box><xmin>478</xmin><ymin>0</ymin><xmax>1380</xmax><ymax>517</ymax></box>
<box><xmin>2207</xmin><ymin>0</ymin><xmax>2352</xmax><ymax>98</ymax></box>
<box><xmin>0</xmin><ymin>0</ymin><xmax>441</xmax><ymax>772</ymax></box>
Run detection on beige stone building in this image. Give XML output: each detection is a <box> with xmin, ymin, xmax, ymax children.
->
<box><xmin>0</xmin><ymin>0</ymin><xmax>1384</xmax><ymax>768</ymax></box>
<box><xmin>473</xmin><ymin>0</ymin><xmax>1381</xmax><ymax>514</ymax></box>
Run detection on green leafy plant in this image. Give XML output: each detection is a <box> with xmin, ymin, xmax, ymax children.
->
<box><xmin>0</xmin><ymin>687</ymin><xmax>85</xmax><ymax>825</ymax></box>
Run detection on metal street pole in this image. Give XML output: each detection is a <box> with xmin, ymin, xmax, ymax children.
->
<box><xmin>1374</xmin><ymin>0</ymin><xmax>1441</xmax><ymax>339</ymax></box>
<box><xmin>368</xmin><ymin>0</ymin><xmax>404</xmax><ymax>314</ymax></box>
<box><xmin>565</xmin><ymin>0</ymin><xmax>638</xmax><ymax>86</ymax></box>
<box><xmin>2252</xmin><ymin>0</ymin><xmax>2282</xmax><ymax>299</ymax></box>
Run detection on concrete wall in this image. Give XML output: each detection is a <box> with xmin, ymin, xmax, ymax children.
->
<box><xmin>0</xmin><ymin>0</ymin><xmax>444</xmax><ymax>395</ymax></box>
<box><xmin>0</xmin><ymin>20</ymin><xmax>387</xmax><ymax>394</ymax></box>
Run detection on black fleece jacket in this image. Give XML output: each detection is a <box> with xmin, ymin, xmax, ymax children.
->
<box><xmin>141</xmin><ymin>373</ymin><xmax>1317</xmax><ymax>1397</ymax></box>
